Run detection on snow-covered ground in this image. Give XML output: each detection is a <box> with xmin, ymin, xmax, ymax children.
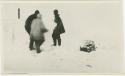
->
<box><xmin>1</xmin><ymin>2</ymin><xmax>124</xmax><ymax>74</ymax></box>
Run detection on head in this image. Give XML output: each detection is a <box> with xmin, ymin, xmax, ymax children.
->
<box><xmin>37</xmin><ymin>14</ymin><xmax>41</xmax><ymax>19</ymax></box>
<box><xmin>34</xmin><ymin>10</ymin><xmax>39</xmax><ymax>15</ymax></box>
<box><xmin>54</xmin><ymin>9</ymin><xmax>58</xmax><ymax>15</ymax></box>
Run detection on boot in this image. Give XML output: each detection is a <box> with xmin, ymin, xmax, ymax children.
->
<box><xmin>58</xmin><ymin>38</ymin><xmax>61</xmax><ymax>46</ymax></box>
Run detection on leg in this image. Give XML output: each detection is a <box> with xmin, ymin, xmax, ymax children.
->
<box><xmin>35</xmin><ymin>38</ymin><xmax>45</xmax><ymax>53</ymax></box>
<box><xmin>29</xmin><ymin>38</ymin><xmax>35</xmax><ymax>50</ymax></box>
<box><xmin>39</xmin><ymin>37</ymin><xmax>45</xmax><ymax>46</ymax></box>
<box><xmin>35</xmin><ymin>40</ymin><xmax>41</xmax><ymax>53</ymax></box>
<box><xmin>53</xmin><ymin>38</ymin><xmax>57</xmax><ymax>46</ymax></box>
<box><xmin>57</xmin><ymin>35</ymin><xmax>61</xmax><ymax>46</ymax></box>
<box><xmin>52</xmin><ymin>33</ymin><xmax>57</xmax><ymax>46</ymax></box>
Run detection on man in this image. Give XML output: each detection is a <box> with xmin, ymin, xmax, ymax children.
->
<box><xmin>25</xmin><ymin>10</ymin><xmax>39</xmax><ymax>50</ymax></box>
<box><xmin>30</xmin><ymin>14</ymin><xmax>48</xmax><ymax>53</ymax></box>
<box><xmin>52</xmin><ymin>9</ymin><xmax>65</xmax><ymax>46</ymax></box>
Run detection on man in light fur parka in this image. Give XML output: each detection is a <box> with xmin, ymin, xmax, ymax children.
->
<box><xmin>25</xmin><ymin>10</ymin><xmax>48</xmax><ymax>53</ymax></box>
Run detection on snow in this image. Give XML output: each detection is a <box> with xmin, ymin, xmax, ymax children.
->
<box><xmin>1</xmin><ymin>2</ymin><xmax>124</xmax><ymax>74</ymax></box>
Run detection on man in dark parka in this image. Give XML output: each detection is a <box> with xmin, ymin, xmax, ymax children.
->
<box><xmin>25</xmin><ymin>10</ymin><xmax>39</xmax><ymax>50</ymax></box>
<box><xmin>52</xmin><ymin>9</ymin><xmax>65</xmax><ymax>46</ymax></box>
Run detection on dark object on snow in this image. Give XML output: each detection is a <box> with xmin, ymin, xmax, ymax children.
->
<box><xmin>86</xmin><ymin>65</ymin><xmax>93</xmax><ymax>68</ymax></box>
<box><xmin>18</xmin><ymin>8</ymin><xmax>20</xmax><ymax>19</ymax></box>
<box><xmin>80</xmin><ymin>40</ymin><xmax>96</xmax><ymax>53</ymax></box>
<box><xmin>52</xmin><ymin>9</ymin><xmax>65</xmax><ymax>46</ymax></box>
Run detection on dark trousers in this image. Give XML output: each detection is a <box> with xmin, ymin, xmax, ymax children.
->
<box><xmin>29</xmin><ymin>38</ymin><xmax>34</xmax><ymax>50</ymax></box>
<box><xmin>35</xmin><ymin>39</ymin><xmax>44</xmax><ymax>53</ymax></box>
<box><xmin>52</xmin><ymin>33</ymin><xmax>61</xmax><ymax>46</ymax></box>
<box><xmin>29</xmin><ymin>38</ymin><xmax>45</xmax><ymax>52</ymax></box>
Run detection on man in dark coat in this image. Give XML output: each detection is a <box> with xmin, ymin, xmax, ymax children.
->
<box><xmin>25</xmin><ymin>10</ymin><xmax>39</xmax><ymax>50</ymax></box>
<box><xmin>52</xmin><ymin>9</ymin><xmax>65</xmax><ymax>46</ymax></box>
